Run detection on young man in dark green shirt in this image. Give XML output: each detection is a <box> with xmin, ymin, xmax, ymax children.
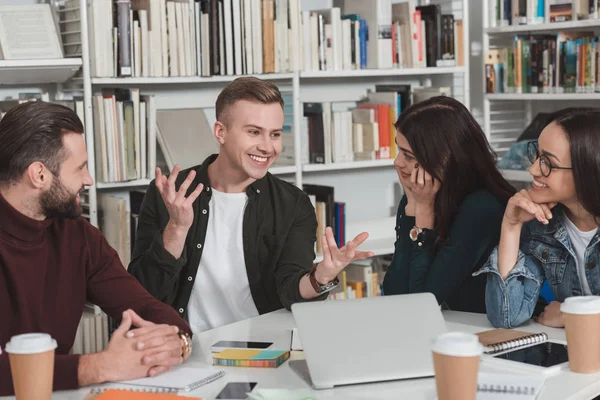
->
<box><xmin>129</xmin><ymin>77</ymin><xmax>373</xmax><ymax>333</ymax></box>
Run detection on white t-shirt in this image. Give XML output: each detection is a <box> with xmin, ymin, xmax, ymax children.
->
<box><xmin>563</xmin><ymin>215</ymin><xmax>598</xmax><ymax>296</ymax></box>
<box><xmin>187</xmin><ymin>188</ymin><xmax>259</xmax><ymax>333</ymax></box>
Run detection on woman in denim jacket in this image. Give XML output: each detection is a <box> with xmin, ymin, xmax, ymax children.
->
<box><xmin>478</xmin><ymin>108</ymin><xmax>600</xmax><ymax>329</ymax></box>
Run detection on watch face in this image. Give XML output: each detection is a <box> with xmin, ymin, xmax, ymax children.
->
<box><xmin>409</xmin><ymin>227</ymin><xmax>419</xmax><ymax>241</ymax></box>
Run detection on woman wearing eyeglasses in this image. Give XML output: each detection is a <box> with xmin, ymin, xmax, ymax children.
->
<box><xmin>479</xmin><ymin>108</ymin><xmax>600</xmax><ymax>329</ymax></box>
<box><xmin>382</xmin><ymin>96</ymin><xmax>515</xmax><ymax>313</ymax></box>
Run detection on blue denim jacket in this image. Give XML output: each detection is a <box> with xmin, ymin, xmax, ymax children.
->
<box><xmin>475</xmin><ymin>206</ymin><xmax>600</xmax><ymax>328</ymax></box>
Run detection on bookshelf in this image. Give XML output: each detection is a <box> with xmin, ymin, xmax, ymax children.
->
<box><xmin>2</xmin><ymin>0</ymin><xmax>471</xmax><ymax>281</ymax></box>
<box><xmin>74</xmin><ymin>0</ymin><xmax>471</xmax><ymax>246</ymax></box>
<box><xmin>482</xmin><ymin>1</ymin><xmax>600</xmax><ymax>184</ymax></box>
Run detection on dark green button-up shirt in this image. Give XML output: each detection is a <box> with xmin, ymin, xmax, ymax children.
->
<box><xmin>129</xmin><ymin>155</ymin><xmax>323</xmax><ymax>320</ymax></box>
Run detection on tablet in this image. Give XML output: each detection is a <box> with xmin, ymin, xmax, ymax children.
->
<box><xmin>483</xmin><ymin>341</ymin><xmax>569</xmax><ymax>375</ymax></box>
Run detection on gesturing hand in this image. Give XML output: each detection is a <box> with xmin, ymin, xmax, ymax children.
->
<box><xmin>314</xmin><ymin>227</ymin><xmax>375</xmax><ymax>284</ymax></box>
<box><xmin>155</xmin><ymin>165</ymin><xmax>204</xmax><ymax>230</ymax></box>
<box><xmin>504</xmin><ymin>189</ymin><xmax>556</xmax><ymax>226</ymax></box>
<box><xmin>125</xmin><ymin>310</ymin><xmax>184</xmax><ymax>377</ymax></box>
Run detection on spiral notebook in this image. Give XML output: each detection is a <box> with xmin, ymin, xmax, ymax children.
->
<box><xmin>91</xmin><ymin>366</ymin><xmax>225</xmax><ymax>394</ymax></box>
<box><xmin>476</xmin><ymin>329</ymin><xmax>549</xmax><ymax>355</ymax></box>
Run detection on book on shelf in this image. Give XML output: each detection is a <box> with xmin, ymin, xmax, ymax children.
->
<box><xmin>489</xmin><ymin>0</ymin><xmax>600</xmax><ymax>27</ymax></box>
<box><xmin>328</xmin><ymin>257</ymin><xmax>385</xmax><ymax>300</ymax></box>
<box><xmin>77</xmin><ymin>0</ymin><xmax>298</xmax><ymax>78</ymax></box>
<box><xmin>0</xmin><ymin>4</ymin><xmax>64</xmax><ymax>60</ymax></box>
<box><xmin>300</xmin><ymin>85</ymin><xmax>452</xmax><ymax>168</ymax></box>
<box><xmin>93</xmin><ymin>89</ymin><xmax>156</xmax><ymax>183</ymax></box>
<box><xmin>155</xmin><ymin>107</ymin><xmax>216</xmax><ymax>171</ymax></box>
<box><xmin>0</xmin><ymin>97</ymin><xmax>84</xmax><ymax>130</ymax></box>
<box><xmin>486</xmin><ymin>31</ymin><xmax>600</xmax><ymax>95</ymax></box>
<box><xmin>70</xmin><ymin>305</ymin><xmax>109</xmax><ymax>356</ymax></box>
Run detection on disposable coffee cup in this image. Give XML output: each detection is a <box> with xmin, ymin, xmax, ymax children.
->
<box><xmin>561</xmin><ymin>296</ymin><xmax>600</xmax><ymax>373</ymax></box>
<box><xmin>432</xmin><ymin>332</ymin><xmax>483</xmax><ymax>400</ymax></box>
<box><xmin>5</xmin><ymin>333</ymin><xmax>58</xmax><ymax>400</ymax></box>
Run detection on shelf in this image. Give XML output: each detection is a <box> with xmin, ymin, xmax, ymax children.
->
<box><xmin>486</xmin><ymin>19</ymin><xmax>600</xmax><ymax>35</ymax></box>
<box><xmin>314</xmin><ymin>237</ymin><xmax>395</xmax><ymax>263</ymax></box>
<box><xmin>500</xmin><ymin>169</ymin><xmax>533</xmax><ymax>183</ymax></box>
<box><xmin>96</xmin><ymin>179</ymin><xmax>152</xmax><ymax>189</ymax></box>
<box><xmin>486</xmin><ymin>93</ymin><xmax>600</xmax><ymax>101</ymax></box>
<box><xmin>91</xmin><ymin>72</ymin><xmax>295</xmax><ymax>85</ymax></box>
<box><xmin>270</xmin><ymin>165</ymin><xmax>297</xmax><ymax>175</ymax></box>
<box><xmin>300</xmin><ymin>66</ymin><xmax>465</xmax><ymax>79</ymax></box>
<box><xmin>303</xmin><ymin>159</ymin><xmax>394</xmax><ymax>172</ymax></box>
<box><xmin>0</xmin><ymin>58</ymin><xmax>82</xmax><ymax>85</ymax></box>
<box><xmin>313</xmin><ymin>216</ymin><xmax>396</xmax><ymax>263</ymax></box>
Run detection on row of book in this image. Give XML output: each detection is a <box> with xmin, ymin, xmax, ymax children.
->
<box><xmin>490</xmin><ymin>0</ymin><xmax>600</xmax><ymax>27</ymax></box>
<box><xmin>302</xmin><ymin>86</ymin><xmax>451</xmax><ymax>166</ymax></box>
<box><xmin>301</xmin><ymin>0</ymin><xmax>464</xmax><ymax>72</ymax></box>
<box><xmin>92</xmin><ymin>89</ymin><xmax>157</xmax><ymax>183</ymax></box>
<box><xmin>485</xmin><ymin>32</ymin><xmax>600</xmax><ymax>94</ymax></box>
<box><xmin>328</xmin><ymin>258</ymin><xmax>385</xmax><ymax>300</ymax></box>
<box><xmin>74</xmin><ymin>0</ymin><xmax>299</xmax><ymax>78</ymax></box>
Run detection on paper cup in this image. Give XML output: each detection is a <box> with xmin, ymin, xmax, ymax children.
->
<box><xmin>432</xmin><ymin>332</ymin><xmax>483</xmax><ymax>400</ymax></box>
<box><xmin>561</xmin><ymin>297</ymin><xmax>600</xmax><ymax>373</ymax></box>
<box><xmin>6</xmin><ymin>333</ymin><xmax>57</xmax><ymax>400</ymax></box>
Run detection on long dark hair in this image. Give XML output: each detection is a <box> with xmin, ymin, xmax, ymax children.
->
<box><xmin>395</xmin><ymin>96</ymin><xmax>515</xmax><ymax>243</ymax></box>
<box><xmin>551</xmin><ymin>107</ymin><xmax>600</xmax><ymax>219</ymax></box>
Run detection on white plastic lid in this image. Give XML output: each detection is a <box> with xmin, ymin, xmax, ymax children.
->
<box><xmin>561</xmin><ymin>296</ymin><xmax>600</xmax><ymax>315</ymax></box>
<box><xmin>5</xmin><ymin>333</ymin><xmax>57</xmax><ymax>355</ymax></box>
<box><xmin>431</xmin><ymin>332</ymin><xmax>483</xmax><ymax>357</ymax></box>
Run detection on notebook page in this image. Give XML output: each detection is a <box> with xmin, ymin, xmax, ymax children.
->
<box><xmin>477</xmin><ymin>372</ymin><xmax>545</xmax><ymax>399</ymax></box>
<box><xmin>110</xmin><ymin>366</ymin><xmax>224</xmax><ymax>391</ymax></box>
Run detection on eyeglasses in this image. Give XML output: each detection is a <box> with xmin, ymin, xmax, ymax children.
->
<box><xmin>527</xmin><ymin>141</ymin><xmax>572</xmax><ymax>177</ymax></box>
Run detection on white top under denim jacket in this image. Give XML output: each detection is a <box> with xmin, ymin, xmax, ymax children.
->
<box><xmin>474</xmin><ymin>205</ymin><xmax>600</xmax><ymax>328</ymax></box>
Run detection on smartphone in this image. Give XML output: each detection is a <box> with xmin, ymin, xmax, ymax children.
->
<box><xmin>215</xmin><ymin>382</ymin><xmax>258</xmax><ymax>400</ymax></box>
<box><xmin>211</xmin><ymin>340</ymin><xmax>273</xmax><ymax>353</ymax></box>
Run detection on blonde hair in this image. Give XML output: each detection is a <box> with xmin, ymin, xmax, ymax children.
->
<box><xmin>215</xmin><ymin>77</ymin><xmax>284</xmax><ymax>126</ymax></box>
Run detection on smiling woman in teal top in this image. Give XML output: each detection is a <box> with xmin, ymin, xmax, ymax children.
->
<box><xmin>382</xmin><ymin>96</ymin><xmax>515</xmax><ymax>313</ymax></box>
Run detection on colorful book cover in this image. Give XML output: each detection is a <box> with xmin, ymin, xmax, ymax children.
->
<box><xmin>213</xmin><ymin>349</ymin><xmax>290</xmax><ymax>368</ymax></box>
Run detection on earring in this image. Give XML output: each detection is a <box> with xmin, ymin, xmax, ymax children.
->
<box><xmin>414</xmin><ymin>163</ymin><xmax>419</xmax><ymax>169</ymax></box>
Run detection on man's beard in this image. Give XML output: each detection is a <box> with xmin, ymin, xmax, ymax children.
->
<box><xmin>39</xmin><ymin>176</ymin><xmax>82</xmax><ymax>219</ymax></box>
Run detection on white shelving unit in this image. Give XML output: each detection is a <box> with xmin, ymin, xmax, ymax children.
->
<box><xmin>0</xmin><ymin>58</ymin><xmax>82</xmax><ymax>85</ymax></box>
<box><xmin>78</xmin><ymin>0</ymin><xmax>470</xmax><ymax>253</ymax></box>
<box><xmin>482</xmin><ymin>1</ymin><xmax>600</xmax><ymax>184</ymax></box>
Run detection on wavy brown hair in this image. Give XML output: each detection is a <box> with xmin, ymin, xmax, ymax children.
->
<box><xmin>395</xmin><ymin>96</ymin><xmax>515</xmax><ymax>243</ymax></box>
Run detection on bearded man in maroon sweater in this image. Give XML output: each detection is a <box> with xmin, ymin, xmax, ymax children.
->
<box><xmin>0</xmin><ymin>102</ymin><xmax>193</xmax><ymax>396</ymax></box>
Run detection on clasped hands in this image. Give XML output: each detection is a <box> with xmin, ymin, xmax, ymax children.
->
<box><xmin>99</xmin><ymin>309</ymin><xmax>184</xmax><ymax>382</ymax></box>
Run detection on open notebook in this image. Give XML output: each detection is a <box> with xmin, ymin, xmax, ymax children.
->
<box><xmin>477</xmin><ymin>372</ymin><xmax>545</xmax><ymax>399</ymax></box>
<box><xmin>91</xmin><ymin>367</ymin><xmax>225</xmax><ymax>393</ymax></box>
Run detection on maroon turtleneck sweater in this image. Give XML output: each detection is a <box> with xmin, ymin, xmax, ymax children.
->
<box><xmin>0</xmin><ymin>193</ymin><xmax>191</xmax><ymax>395</ymax></box>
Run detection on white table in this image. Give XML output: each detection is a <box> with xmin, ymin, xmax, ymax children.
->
<box><xmin>4</xmin><ymin>310</ymin><xmax>600</xmax><ymax>400</ymax></box>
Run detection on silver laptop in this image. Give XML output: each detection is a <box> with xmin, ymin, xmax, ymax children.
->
<box><xmin>290</xmin><ymin>293</ymin><xmax>447</xmax><ymax>389</ymax></box>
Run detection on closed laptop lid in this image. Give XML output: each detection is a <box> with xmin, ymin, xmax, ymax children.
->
<box><xmin>291</xmin><ymin>293</ymin><xmax>447</xmax><ymax>389</ymax></box>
